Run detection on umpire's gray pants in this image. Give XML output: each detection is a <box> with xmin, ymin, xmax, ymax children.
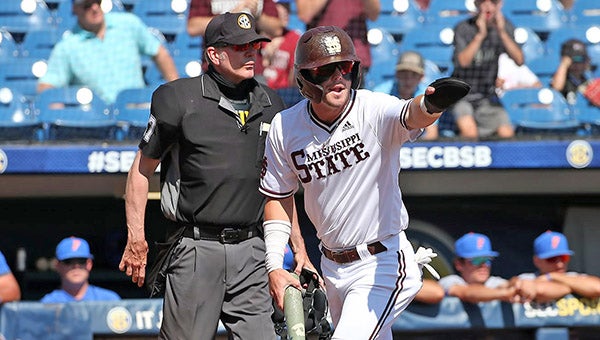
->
<box><xmin>159</xmin><ymin>236</ymin><xmax>276</xmax><ymax>340</ymax></box>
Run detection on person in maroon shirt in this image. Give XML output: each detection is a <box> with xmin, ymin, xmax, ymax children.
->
<box><xmin>261</xmin><ymin>0</ymin><xmax>301</xmax><ymax>89</ymax></box>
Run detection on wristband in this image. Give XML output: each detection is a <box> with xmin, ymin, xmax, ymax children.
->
<box><xmin>546</xmin><ymin>273</ymin><xmax>552</xmax><ymax>281</ymax></box>
<box><xmin>263</xmin><ymin>220</ymin><xmax>292</xmax><ymax>273</ymax></box>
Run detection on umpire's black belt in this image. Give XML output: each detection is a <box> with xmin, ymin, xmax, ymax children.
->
<box><xmin>321</xmin><ymin>242</ymin><xmax>387</xmax><ymax>264</ymax></box>
<box><xmin>182</xmin><ymin>224</ymin><xmax>260</xmax><ymax>244</ymax></box>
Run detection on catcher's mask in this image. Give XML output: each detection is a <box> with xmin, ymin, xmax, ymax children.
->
<box><xmin>295</xmin><ymin>26</ymin><xmax>361</xmax><ymax>103</ymax></box>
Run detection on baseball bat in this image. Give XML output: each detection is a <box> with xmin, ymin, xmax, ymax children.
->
<box><xmin>284</xmin><ymin>273</ymin><xmax>305</xmax><ymax>340</ymax></box>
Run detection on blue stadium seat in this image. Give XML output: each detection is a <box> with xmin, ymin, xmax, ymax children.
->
<box><xmin>0</xmin><ymin>0</ymin><xmax>53</xmax><ymax>40</ymax></box>
<box><xmin>502</xmin><ymin>0</ymin><xmax>568</xmax><ymax>37</ymax></box>
<box><xmin>425</xmin><ymin>0</ymin><xmax>475</xmax><ymax>27</ymax></box>
<box><xmin>513</xmin><ymin>27</ymin><xmax>545</xmax><ymax>62</ymax></box>
<box><xmin>145</xmin><ymin>56</ymin><xmax>202</xmax><ymax>87</ymax></box>
<box><xmin>169</xmin><ymin>31</ymin><xmax>202</xmax><ymax>59</ymax></box>
<box><xmin>500</xmin><ymin>87</ymin><xmax>580</xmax><ymax>135</ymax></box>
<box><xmin>569</xmin><ymin>0</ymin><xmax>600</xmax><ymax>26</ymax></box>
<box><xmin>0</xmin><ymin>29</ymin><xmax>19</xmax><ymax>61</ymax></box>
<box><xmin>112</xmin><ymin>87</ymin><xmax>153</xmax><ymax>140</ymax></box>
<box><xmin>133</xmin><ymin>0</ymin><xmax>188</xmax><ymax>40</ymax></box>
<box><xmin>0</xmin><ymin>87</ymin><xmax>41</xmax><ymax>142</ymax></box>
<box><xmin>33</xmin><ymin>87</ymin><xmax>116</xmax><ymax>141</ymax></box>
<box><xmin>364</xmin><ymin>27</ymin><xmax>401</xmax><ymax>90</ymax></box>
<box><xmin>0</xmin><ymin>57</ymin><xmax>48</xmax><ymax>99</ymax></box>
<box><xmin>399</xmin><ymin>24</ymin><xmax>454</xmax><ymax>75</ymax></box>
<box><xmin>18</xmin><ymin>28</ymin><xmax>65</xmax><ymax>58</ymax></box>
<box><xmin>571</xmin><ymin>92</ymin><xmax>600</xmax><ymax>135</ymax></box>
<box><xmin>369</xmin><ymin>0</ymin><xmax>425</xmax><ymax>42</ymax></box>
<box><xmin>528</xmin><ymin>54</ymin><xmax>560</xmax><ymax>87</ymax></box>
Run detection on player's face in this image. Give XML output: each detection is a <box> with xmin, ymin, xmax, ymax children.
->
<box><xmin>534</xmin><ymin>255</ymin><xmax>570</xmax><ymax>274</ymax></box>
<box><xmin>57</xmin><ymin>258</ymin><xmax>92</xmax><ymax>285</ymax></box>
<box><xmin>214</xmin><ymin>42</ymin><xmax>261</xmax><ymax>84</ymax></box>
<box><xmin>456</xmin><ymin>257</ymin><xmax>492</xmax><ymax>284</ymax></box>
<box><xmin>308</xmin><ymin>61</ymin><xmax>354</xmax><ymax>110</ymax></box>
<box><xmin>74</xmin><ymin>0</ymin><xmax>104</xmax><ymax>31</ymax></box>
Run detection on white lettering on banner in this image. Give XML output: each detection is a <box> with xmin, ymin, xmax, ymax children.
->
<box><xmin>400</xmin><ymin>145</ymin><xmax>492</xmax><ymax>169</ymax></box>
<box><xmin>87</xmin><ymin>151</ymin><xmax>160</xmax><ymax>173</ymax></box>
<box><xmin>135</xmin><ymin>310</ymin><xmax>156</xmax><ymax>330</ymax></box>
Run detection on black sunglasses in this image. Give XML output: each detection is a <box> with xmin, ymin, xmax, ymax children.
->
<box><xmin>61</xmin><ymin>258</ymin><xmax>88</xmax><ymax>266</ymax></box>
<box><xmin>76</xmin><ymin>0</ymin><xmax>101</xmax><ymax>10</ymax></box>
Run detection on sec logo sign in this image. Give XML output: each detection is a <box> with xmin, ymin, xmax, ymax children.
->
<box><xmin>106</xmin><ymin>306</ymin><xmax>132</xmax><ymax>334</ymax></box>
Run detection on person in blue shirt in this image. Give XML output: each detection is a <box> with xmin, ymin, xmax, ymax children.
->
<box><xmin>0</xmin><ymin>251</ymin><xmax>21</xmax><ymax>303</ymax></box>
<box><xmin>37</xmin><ymin>0</ymin><xmax>179</xmax><ymax>104</ymax></box>
<box><xmin>41</xmin><ymin>236</ymin><xmax>120</xmax><ymax>303</ymax></box>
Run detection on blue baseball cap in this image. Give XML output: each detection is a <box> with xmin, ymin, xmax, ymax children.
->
<box><xmin>534</xmin><ymin>230</ymin><xmax>574</xmax><ymax>259</ymax></box>
<box><xmin>56</xmin><ymin>236</ymin><xmax>94</xmax><ymax>261</ymax></box>
<box><xmin>454</xmin><ymin>232</ymin><xmax>499</xmax><ymax>258</ymax></box>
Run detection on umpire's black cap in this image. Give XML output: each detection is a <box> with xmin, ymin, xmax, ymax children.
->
<box><xmin>205</xmin><ymin>12</ymin><xmax>271</xmax><ymax>47</ymax></box>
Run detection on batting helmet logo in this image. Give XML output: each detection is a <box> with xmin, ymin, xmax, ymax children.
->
<box><xmin>323</xmin><ymin>36</ymin><xmax>342</xmax><ymax>55</ymax></box>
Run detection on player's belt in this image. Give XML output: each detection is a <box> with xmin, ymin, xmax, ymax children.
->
<box><xmin>181</xmin><ymin>224</ymin><xmax>260</xmax><ymax>244</ymax></box>
<box><xmin>321</xmin><ymin>242</ymin><xmax>388</xmax><ymax>264</ymax></box>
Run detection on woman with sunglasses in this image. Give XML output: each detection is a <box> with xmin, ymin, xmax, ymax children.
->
<box><xmin>260</xmin><ymin>26</ymin><xmax>466</xmax><ymax>340</ymax></box>
<box><xmin>514</xmin><ymin>230</ymin><xmax>600</xmax><ymax>301</ymax></box>
<box><xmin>438</xmin><ymin>232</ymin><xmax>523</xmax><ymax>304</ymax></box>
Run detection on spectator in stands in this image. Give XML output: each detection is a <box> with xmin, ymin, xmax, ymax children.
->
<box><xmin>41</xmin><ymin>236</ymin><xmax>120</xmax><ymax>303</ymax></box>
<box><xmin>450</xmin><ymin>0</ymin><xmax>522</xmax><ymax>139</ymax></box>
<box><xmin>385</xmin><ymin>51</ymin><xmax>438</xmax><ymax>140</ymax></box>
<box><xmin>186</xmin><ymin>0</ymin><xmax>283</xmax><ymax>78</ymax></box>
<box><xmin>0</xmin><ymin>250</ymin><xmax>21</xmax><ymax>303</ymax></box>
<box><xmin>295</xmin><ymin>0</ymin><xmax>381</xmax><ymax>86</ymax></box>
<box><xmin>496</xmin><ymin>52</ymin><xmax>542</xmax><ymax>97</ymax></box>
<box><xmin>439</xmin><ymin>232</ymin><xmax>518</xmax><ymax>303</ymax></box>
<box><xmin>551</xmin><ymin>39</ymin><xmax>595</xmax><ymax>104</ymax></box>
<box><xmin>515</xmin><ymin>230</ymin><xmax>600</xmax><ymax>301</ymax></box>
<box><xmin>261</xmin><ymin>0</ymin><xmax>301</xmax><ymax>90</ymax></box>
<box><xmin>37</xmin><ymin>0</ymin><xmax>178</xmax><ymax>104</ymax></box>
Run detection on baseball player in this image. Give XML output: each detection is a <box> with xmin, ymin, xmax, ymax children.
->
<box><xmin>259</xmin><ymin>26</ymin><xmax>469</xmax><ymax>339</ymax></box>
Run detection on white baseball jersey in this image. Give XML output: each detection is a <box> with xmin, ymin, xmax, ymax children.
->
<box><xmin>259</xmin><ymin>89</ymin><xmax>422</xmax><ymax>250</ymax></box>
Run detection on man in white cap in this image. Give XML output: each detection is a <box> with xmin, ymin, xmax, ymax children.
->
<box><xmin>41</xmin><ymin>236</ymin><xmax>120</xmax><ymax>303</ymax></box>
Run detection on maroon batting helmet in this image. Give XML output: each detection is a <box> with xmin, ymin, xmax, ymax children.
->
<box><xmin>295</xmin><ymin>26</ymin><xmax>361</xmax><ymax>103</ymax></box>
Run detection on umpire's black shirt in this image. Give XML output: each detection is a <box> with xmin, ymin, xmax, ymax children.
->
<box><xmin>140</xmin><ymin>70</ymin><xmax>285</xmax><ymax>229</ymax></box>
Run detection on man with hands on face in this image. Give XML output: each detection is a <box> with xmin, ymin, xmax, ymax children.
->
<box><xmin>451</xmin><ymin>0</ymin><xmax>522</xmax><ymax>139</ymax></box>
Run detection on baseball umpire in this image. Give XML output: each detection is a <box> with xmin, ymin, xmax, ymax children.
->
<box><xmin>119</xmin><ymin>12</ymin><xmax>316</xmax><ymax>339</ymax></box>
<box><xmin>260</xmin><ymin>26</ymin><xmax>469</xmax><ymax>339</ymax></box>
